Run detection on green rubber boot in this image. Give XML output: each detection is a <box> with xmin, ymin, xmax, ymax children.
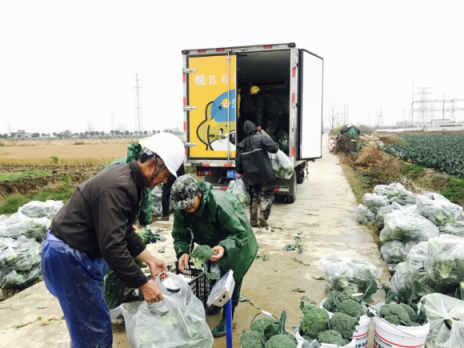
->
<box><xmin>212</xmin><ymin>318</ymin><xmax>227</xmax><ymax>337</ymax></box>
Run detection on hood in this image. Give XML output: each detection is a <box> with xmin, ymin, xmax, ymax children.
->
<box><xmin>244</xmin><ymin>120</ymin><xmax>257</xmax><ymax>136</ymax></box>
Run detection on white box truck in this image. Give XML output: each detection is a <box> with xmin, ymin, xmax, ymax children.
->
<box><xmin>181</xmin><ymin>42</ymin><xmax>323</xmax><ymax>203</ymax></box>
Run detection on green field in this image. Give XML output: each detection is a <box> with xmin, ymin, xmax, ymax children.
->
<box><xmin>0</xmin><ymin>171</ymin><xmax>52</xmax><ymax>181</ymax></box>
<box><xmin>384</xmin><ymin>134</ymin><xmax>464</xmax><ymax>177</ymax></box>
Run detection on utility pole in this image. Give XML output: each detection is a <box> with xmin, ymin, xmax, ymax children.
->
<box><xmin>110</xmin><ymin>112</ymin><xmax>115</xmax><ymax>131</ymax></box>
<box><xmin>378</xmin><ymin>108</ymin><xmax>384</xmax><ymax>128</ymax></box>
<box><xmin>134</xmin><ymin>74</ymin><xmax>143</xmax><ymax>132</ymax></box>
<box><xmin>442</xmin><ymin>94</ymin><xmax>445</xmax><ymax>119</ymax></box>
<box><xmin>7</xmin><ymin>122</ymin><xmax>12</xmax><ymax>135</ymax></box>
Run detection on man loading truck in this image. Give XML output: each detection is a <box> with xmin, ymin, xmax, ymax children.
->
<box><xmin>41</xmin><ymin>133</ymin><xmax>185</xmax><ymax>348</ymax></box>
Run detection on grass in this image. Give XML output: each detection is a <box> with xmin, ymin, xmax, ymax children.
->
<box><xmin>0</xmin><ymin>158</ymin><xmax>116</xmax><ymax>167</ymax></box>
<box><xmin>0</xmin><ymin>189</ymin><xmax>74</xmax><ymax>214</ymax></box>
<box><xmin>0</xmin><ymin>170</ymin><xmax>52</xmax><ymax>181</ymax></box>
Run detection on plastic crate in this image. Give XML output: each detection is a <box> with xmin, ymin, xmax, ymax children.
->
<box><xmin>139</xmin><ymin>262</ymin><xmax>212</xmax><ymax>308</ymax></box>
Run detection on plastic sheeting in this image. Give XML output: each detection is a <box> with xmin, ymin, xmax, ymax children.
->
<box><xmin>362</xmin><ymin>193</ymin><xmax>389</xmax><ymax>213</ymax></box>
<box><xmin>419</xmin><ymin>293</ymin><xmax>464</xmax><ymax>348</ymax></box>
<box><xmin>424</xmin><ymin>234</ymin><xmax>464</xmax><ymax>291</ymax></box>
<box><xmin>151</xmin><ymin>184</ymin><xmax>163</xmax><ymax>217</ymax></box>
<box><xmin>417</xmin><ymin>195</ymin><xmax>463</xmax><ymax>226</ymax></box>
<box><xmin>439</xmin><ymin>221</ymin><xmax>464</xmax><ymax>237</ymax></box>
<box><xmin>380</xmin><ymin>241</ymin><xmax>415</xmax><ymax>265</ymax></box>
<box><xmin>379</xmin><ymin>210</ymin><xmax>439</xmax><ymax>243</ymax></box>
<box><xmin>373</xmin><ymin>183</ymin><xmax>407</xmax><ymax>199</ymax></box>
<box><xmin>227</xmin><ymin>179</ymin><xmax>251</xmax><ymax>207</ymax></box>
<box><xmin>114</xmin><ymin>273</ymin><xmax>214</xmax><ymax>348</ymax></box>
<box><xmin>375</xmin><ymin>203</ymin><xmax>403</xmax><ymax>229</ymax></box>
<box><xmin>269</xmin><ymin>150</ymin><xmax>294</xmax><ymax>179</ymax></box>
<box><xmin>0</xmin><ymin>212</ymin><xmax>50</xmax><ymax>241</ymax></box>
<box><xmin>18</xmin><ymin>200</ymin><xmax>63</xmax><ymax>219</ymax></box>
<box><xmin>319</xmin><ymin>255</ymin><xmax>379</xmax><ymax>292</ymax></box>
<box><xmin>356</xmin><ymin>204</ymin><xmax>376</xmax><ymax>225</ymax></box>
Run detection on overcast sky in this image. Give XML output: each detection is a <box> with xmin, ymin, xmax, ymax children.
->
<box><xmin>1</xmin><ymin>0</ymin><xmax>463</xmax><ymax>134</ymax></box>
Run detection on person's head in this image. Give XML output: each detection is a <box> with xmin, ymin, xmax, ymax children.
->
<box><xmin>137</xmin><ymin>133</ymin><xmax>185</xmax><ymax>188</ymax></box>
<box><xmin>243</xmin><ymin>120</ymin><xmax>258</xmax><ymax>136</ymax></box>
<box><xmin>250</xmin><ymin>85</ymin><xmax>260</xmax><ymax>97</ymax></box>
<box><xmin>170</xmin><ymin>174</ymin><xmax>203</xmax><ymax>214</ymax></box>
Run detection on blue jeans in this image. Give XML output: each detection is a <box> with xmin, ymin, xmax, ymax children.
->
<box><xmin>41</xmin><ymin>232</ymin><xmax>112</xmax><ymax>348</ymax></box>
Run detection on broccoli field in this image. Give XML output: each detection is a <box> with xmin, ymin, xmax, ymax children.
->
<box><xmin>384</xmin><ymin>134</ymin><xmax>464</xmax><ymax>177</ymax></box>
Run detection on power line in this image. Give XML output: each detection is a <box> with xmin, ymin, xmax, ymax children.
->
<box><xmin>134</xmin><ymin>74</ymin><xmax>143</xmax><ymax>132</ymax></box>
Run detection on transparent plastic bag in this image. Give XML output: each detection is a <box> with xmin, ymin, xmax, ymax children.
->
<box><xmin>277</xmin><ymin>129</ymin><xmax>289</xmax><ymax>151</ymax></box>
<box><xmin>375</xmin><ymin>203</ymin><xmax>402</xmax><ymax>229</ymax></box>
<box><xmin>380</xmin><ymin>240</ymin><xmax>415</xmax><ymax>265</ymax></box>
<box><xmin>373</xmin><ymin>183</ymin><xmax>407</xmax><ymax>198</ymax></box>
<box><xmin>391</xmin><ymin>261</ymin><xmax>436</xmax><ymax>303</ymax></box>
<box><xmin>406</xmin><ymin>241</ymin><xmax>429</xmax><ymax>271</ymax></box>
<box><xmin>417</xmin><ymin>195</ymin><xmax>464</xmax><ymax>226</ymax></box>
<box><xmin>1</xmin><ymin>266</ymin><xmax>41</xmax><ymax>289</ymax></box>
<box><xmin>439</xmin><ymin>221</ymin><xmax>464</xmax><ymax>237</ymax></box>
<box><xmin>115</xmin><ymin>272</ymin><xmax>213</xmax><ymax>348</ymax></box>
<box><xmin>18</xmin><ymin>200</ymin><xmax>64</xmax><ymax>219</ymax></box>
<box><xmin>362</xmin><ymin>193</ymin><xmax>389</xmax><ymax>213</ymax></box>
<box><xmin>0</xmin><ymin>236</ymin><xmax>41</xmax><ymax>273</ymax></box>
<box><xmin>227</xmin><ymin>179</ymin><xmax>250</xmax><ymax>207</ymax></box>
<box><xmin>355</xmin><ymin>204</ymin><xmax>376</xmax><ymax>225</ymax></box>
<box><xmin>0</xmin><ymin>212</ymin><xmax>51</xmax><ymax>241</ymax></box>
<box><xmin>389</xmin><ymin>191</ymin><xmax>419</xmax><ymax>206</ymax></box>
<box><xmin>269</xmin><ymin>150</ymin><xmax>294</xmax><ymax>179</ymax></box>
<box><xmin>151</xmin><ymin>184</ymin><xmax>163</xmax><ymax>217</ymax></box>
<box><xmin>424</xmin><ymin>234</ymin><xmax>464</xmax><ymax>291</ymax></box>
<box><xmin>379</xmin><ymin>210</ymin><xmax>439</xmax><ymax>243</ymax></box>
<box><xmin>319</xmin><ymin>255</ymin><xmax>379</xmax><ymax>291</ymax></box>
<box><xmin>419</xmin><ymin>293</ymin><xmax>464</xmax><ymax>348</ymax></box>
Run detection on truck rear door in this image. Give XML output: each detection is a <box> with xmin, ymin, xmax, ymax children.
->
<box><xmin>297</xmin><ymin>49</ymin><xmax>324</xmax><ymax>160</ymax></box>
<box><xmin>185</xmin><ymin>53</ymin><xmax>237</xmax><ymax>161</ymax></box>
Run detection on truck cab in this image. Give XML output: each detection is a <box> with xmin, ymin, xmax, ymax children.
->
<box><xmin>182</xmin><ymin>43</ymin><xmax>323</xmax><ymax>203</ymax></box>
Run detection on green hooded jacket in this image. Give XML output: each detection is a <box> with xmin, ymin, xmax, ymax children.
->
<box><xmin>172</xmin><ymin>181</ymin><xmax>258</xmax><ymax>282</ymax></box>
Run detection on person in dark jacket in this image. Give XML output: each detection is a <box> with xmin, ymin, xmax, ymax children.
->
<box><xmin>157</xmin><ymin>164</ymin><xmax>185</xmax><ymax>221</ymax></box>
<box><xmin>236</xmin><ymin>120</ymin><xmax>279</xmax><ymax>227</ymax></box>
<box><xmin>250</xmin><ymin>85</ymin><xmax>289</xmax><ymax>141</ymax></box>
<box><xmin>40</xmin><ymin>133</ymin><xmax>185</xmax><ymax>348</ymax></box>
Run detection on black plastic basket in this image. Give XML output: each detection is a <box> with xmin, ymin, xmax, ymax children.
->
<box><xmin>139</xmin><ymin>262</ymin><xmax>212</xmax><ymax>308</ymax></box>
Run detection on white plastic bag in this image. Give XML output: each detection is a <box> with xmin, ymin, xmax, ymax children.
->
<box><xmin>362</xmin><ymin>193</ymin><xmax>389</xmax><ymax>213</ymax></box>
<box><xmin>0</xmin><ymin>212</ymin><xmax>51</xmax><ymax>241</ymax></box>
<box><xmin>416</xmin><ymin>195</ymin><xmax>463</xmax><ymax>226</ymax></box>
<box><xmin>18</xmin><ymin>200</ymin><xmax>63</xmax><ymax>219</ymax></box>
<box><xmin>116</xmin><ymin>272</ymin><xmax>213</xmax><ymax>348</ymax></box>
<box><xmin>227</xmin><ymin>179</ymin><xmax>251</xmax><ymax>207</ymax></box>
<box><xmin>379</xmin><ymin>210</ymin><xmax>439</xmax><ymax>243</ymax></box>
<box><xmin>419</xmin><ymin>293</ymin><xmax>464</xmax><ymax>348</ymax></box>
<box><xmin>269</xmin><ymin>150</ymin><xmax>294</xmax><ymax>179</ymax></box>
<box><xmin>356</xmin><ymin>204</ymin><xmax>376</xmax><ymax>225</ymax></box>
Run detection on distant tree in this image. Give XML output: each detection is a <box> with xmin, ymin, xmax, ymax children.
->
<box><xmin>143</xmin><ymin>130</ymin><xmax>148</xmax><ymax>135</ymax></box>
<box><xmin>124</xmin><ymin>130</ymin><xmax>129</xmax><ymax>136</ymax></box>
<box><xmin>31</xmin><ymin>133</ymin><xmax>40</xmax><ymax>138</ymax></box>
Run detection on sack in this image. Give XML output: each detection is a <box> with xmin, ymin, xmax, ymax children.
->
<box><xmin>227</xmin><ymin>179</ymin><xmax>251</xmax><ymax>207</ymax></box>
<box><xmin>116</xmin><ymin>273</ymin><xmax>213</xmax><ymax>348</ymax></box>
<box><xmin>18</xmin><ymin>200</ymin><xmax>63</xmax><ymax>219</ymax></box>
<box><xmin>439</xmin><ymin>221</ymin><xmax>464</xmax><ymax>237</ymax></box>
<box><xmin>356</xmin><ymin>204</ymin><xmax>376</xmax><ymax>225</ymax></box>
<box><xmin>373</xmin><ymin>183</ymin><xmax>407</xmax><ymax>199</ymax></box>
<box><xmin>0</xmin><ymin>212</ymin><xmax>51</xmax><ymax>242</ymax></box>
<box><xmin>379</xmin><ymin>210</ymin><xmax>439</xmax><ymax>243</ymax></box>
<box><xmin>269</xmin><ymin>150</ymin><xmax>294</xmax><ymax>179</ymax></box>
<box><xmin>380</xmin><ymin>240</ymin><xmax>415</xmax><ymax>265</ymax></box>
<box><xmin>419</xmin><ymin>293</ymin><xmax>464</xmax><ymax>348</ymax></box>
<box><xmin>416</xmin><ymin>195</ymin><xmax>463</xmax><ymax>226</ymax></box>
<box><xmin>362</xmin><ymin>193</ymin><xmax>389</xmax><ymax>213</ymax></box>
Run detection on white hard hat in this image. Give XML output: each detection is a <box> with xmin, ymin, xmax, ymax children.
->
<box><xmin>143</xmin><ymin>133</ymin><xmax>185</xmax><ymax>177</ymax></box>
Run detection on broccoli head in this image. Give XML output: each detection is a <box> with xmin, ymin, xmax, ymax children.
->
<box><xmin>330</xmin><ymin>312</ymin><xmax>358</xmax><ymax>339</ymax></box>
<box><xmin>301</xmin><ymin>304</ymin><xmax>317</xmax><ymax>316</ymax></box>
<box><xmin>300</xmin><ymin>308</ymin><xmax>329</xmax><ymax>339</ymax></box>
<box><xmin>380</xmin><ymin>304</ymin><xmax>418</xmax><ymax>327</ymax></box>
<box><xmin>336</xmin><ymin>287</ymin><xmax>359</xmax><ymax>302</ymax></box>
<box><xmin>251</xmin><ymin>317</ymin><xmax>276</xmax><ymax>334</ymax></box>
<box><xmin>323</xmin><ymin>296</ymin><xmax>337</xmax><ymax>313</ymax></box>
<box><xmin>335</xmin><ymin>277</ymin><xmax>350</xmax><ymax>289</ymax></box>
<box><xmin>264</xmin><ymin>334</ymin><xmax>296</xmax><ymax>348</ymax></box>
<box><xmin>191</xmin><ymin>245</ymin><xmax>215</xmax><ymax>269</ymax></box>
<box><xmin>400</xmin><ymin>304</ymin><xmax>418</xmax><ymax>323</ymax></box>
<box><xmin>240</xmin><ymin>330</ymin><xmax>265</xmax><ymax>348</ymax></box>
<box><xmin>317</xmin><ymin>330</ymin><xmax>349</xmax><ymax>346</ymax></box>
<box><xmin>336</xmin><ymin>299</ymin><xmax>363</xmax><ymax>319</ymax></box>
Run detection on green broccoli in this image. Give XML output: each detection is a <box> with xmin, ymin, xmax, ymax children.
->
<box><xmin>251</xmin><ymin>317</ymin><xmax>276</xmax><ymax>334</ymax></box>
<box><xmin>380</xmin><ymin>304</ymin><xmax>419</xmax><ymax>327</ymax></box>
<box><xmin>301</xmin><ymin>304</ymin><xmax>317</xmax><ymax>316</ymax></box>
<box><xmin>336</xmin><ymin>299</ymin><xmax>363</xmax><ymax>319</ymax></box>
<box><xmin>336</xmin><ymin>287</ymin><xmax>359</xmax><ymax>302</ymax></box>
<box><xmin>400</xmin><ymin>304</ymin><xmax>418</xmax><ymax>323</ymax></box>
<box><xmin>300</xmin><ymin>308</ymin><xmax>329</xmax><ymax>339</ymax></box>
<box><xmin>335</xmin><ymin>277</ymin><xmax>350</xmax><ymax>289</ymax></box>
<box><xmin>191</xmin><ymin>245</ymin><xmax>215</xmax><ymax>269</ymax></box>
<box><xmin>323</xmin><ymin>296</ymin><xmax>337</xmax><ymax>313</ymax></box>
<box><xmin>240</xmin><ymin>330</ymin><xmax>265</xmax><ymax>348</ymax></box>
<box><xmin>264</xmin><ymin>334</ymin><xmax>296</xmax><ymax>348</ymax></box>
<box><xmin>330</xmin><ymin>312</ymin><xmax>358</xmax><ymax>339</ymax></box>
<box><xmin>317</xmin><ymin>330</ymin><xmax>349</xmax><ymax>346</ymax></box>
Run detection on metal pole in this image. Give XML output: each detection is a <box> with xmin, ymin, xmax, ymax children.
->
<box><xmin>227</xmin><ymin>50</ymin><xmax>231</xmax><ymax>163</ymax></box>
<box><xmin>443</xmin><ymin>94</ymin><xmax>445</xmax><ymax>119</ymax></box>
<box><xmin>225</xmin><ymin>299</ymin><xmax>233</xmax><ymax>348</ymax></box>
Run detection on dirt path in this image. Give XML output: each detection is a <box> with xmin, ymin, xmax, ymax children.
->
<box><xmin>0</xmin><ymin>134</ymin><xmax>388</xmax><ymax>347</ymax></box>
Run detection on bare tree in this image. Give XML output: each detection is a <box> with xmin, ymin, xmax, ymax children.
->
<box><xmin>327</xmin><ymin>98</ymin><xmax>339</xmax><ymax>130</ymax></box>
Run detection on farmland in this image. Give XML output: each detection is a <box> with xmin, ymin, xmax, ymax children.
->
<box><xmin>384</xmin><ymin>134</ymin><xmax>464</xmax><ymax>177</ymax></box>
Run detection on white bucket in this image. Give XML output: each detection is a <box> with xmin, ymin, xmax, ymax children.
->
<box><xmin>295</xmin><ymin>327</ymin><xmax>356</xmax><ymax>348</ymax></box>
<box><xmin>373</xmin><ymin>316</ymin><xmax>429</xmax><ymax>348</ymax></box>
<box><xmin>320</xmin><ymin>298</ymin><xmax>371</xmax><ymax>348</ymax></box>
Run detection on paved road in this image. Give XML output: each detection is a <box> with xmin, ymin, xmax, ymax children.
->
<box><xmin>0</xmin><ymin>134</ymin><xmax>388</xmax><ymax>347</ymax></box>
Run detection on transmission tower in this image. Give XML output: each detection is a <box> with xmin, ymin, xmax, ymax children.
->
<box><xmin>7</xmin><ymin>122</ymin><xmax>12</xmax><ymax>134</ymax></box>
<box><xmin>134</xmin><ymin>74</ymin><xmax>144</xmax><ymax>132</ymax></box>
<box><xmin>378</xmin><ymin>108</ymin><xmax>384</xmax><ymax>128</ymax></box>
<box><xmin>416</xmin><ymin>87</ymin><xmax>432</xmax><ymax>124</ymax></box>
<box><xmin>110</xmin><ymin>112</ymin><xmax>115</xmax><ymax>131</ymax></box>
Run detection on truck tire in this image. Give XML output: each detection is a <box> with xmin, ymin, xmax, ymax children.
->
<box><xmin>296</xmin><ymin>162</ymin><xmax>306</xmax><ymax>184</ymax></box>
<box><xmin>286</xmin><ymin>173</ymin><xmax>297</xmax><ymax>204</ymax></box>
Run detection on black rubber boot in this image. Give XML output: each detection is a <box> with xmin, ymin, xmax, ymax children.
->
<box><xmin>158</xmin><ymin>200</ymin><xmax>170</xmax><ymax>221</ymax></box>
<box><xmin>212</xmin><ymin>306</ymin><xmax>236</xmax><ymax>337</ymax></box>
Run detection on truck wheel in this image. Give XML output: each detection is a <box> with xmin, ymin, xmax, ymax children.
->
<box><xmin>286</xmin><ymin>174</ymin><xmax>297</xmax><ymax>204</ymax></box>
<box><xmin>296</xmin><ymin>162</ymin><xmax>306</xmax><ymax>184</ymax></box>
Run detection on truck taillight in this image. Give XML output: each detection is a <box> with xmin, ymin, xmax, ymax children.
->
<box><xmin>263</xmin><ymin>45</ymin><xmax>272</xmax><ymax>49</ymax></box>
<box><xmin>288</xmin><ymin>43</ymin><xmax>296</xmax><ymax>48</ymax></box>
<box><xmin>197</xmin><ymin>171</ymin><xmax>212</xmax><ymax>176</ymax></box>
<box><xmin>198</xmin><ymin>49</ymin><xmax>206</xmax><ymax>53</ymax></box>
<box><xmin>216</xmin><ymin>48</ymin><xmax>225</xmax><ymax>52</ymax></box>
<box><xmin>182</xmin><ymin>50</ymin><xmax>190</xmax><ymax>54</ymax></box>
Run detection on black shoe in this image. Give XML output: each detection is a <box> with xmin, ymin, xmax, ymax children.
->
<box><xmin>157</xmin><ymin>215</ymin><xmax>169</xmax><ymax>221</ymax></box>
<box><xmin>207</xmin><ymin>305</ymin><xmax>222</xmax><ymax>315</ymax></box>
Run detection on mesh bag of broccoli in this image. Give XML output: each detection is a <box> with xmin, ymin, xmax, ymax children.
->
<box><xmin>320</xmin><ymin>256</ymin><xmax>379</xmax><ymax>291</ymax></box>
<box><xmin>18</xmin><ymin>200</ymin><xmax>63</xmax><ymax>219</ymax></box>
<box><xmin>417</xmin><ymin>195</ymin><xmax>464</xmax><ymax>227</ymax></box>
<box><xmin>424</xmin><ymin>234</ymin><xmax>464</xmax><ymax>292</ymax></box>
<box><xmin>151</xmin><ymin>184</ymin><xmax>163</xmax><ymax>217</ymax></box>
<box><xmin>356</xmin><ymin>204</ymin><xmax>376</xmax><ymax>225</ymax></box>
<box><xmin>362</xmin><ymin>193</ymin><xmax>389</xmax><ymax>213</ymax></box>
<box><xmin>226</xmin><ymin>179</ymin><xmax>250</xmax><ymax>207</ymax></box>
<box><xmin>0</xmin><ymin>212</ymin><xmax>51</xmax><ymax>242</ymax></box>
<box><xmin>269</xmin><ymin>150</ymin><xmax>294</xmax><ymax>179</ymax></box>
<box><xmin>379</xmin><ymin>210</ymin><xmax>439</xmax><ymax>243</ymax></box>
<box><xmin>439</xmin><ymin>221</ymin><xmax>464</xmax><ymax>238</ymax></box>
<box><xmin>419</xmin><ymin>293</ymin><xmax>464</xmax><ymax>348</ymax></box>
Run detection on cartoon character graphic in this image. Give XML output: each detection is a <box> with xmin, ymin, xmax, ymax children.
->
<box><xmin>196</xmin><ymin>89</ymin><xmax>236</xmax><ymax>151</ymax></box>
